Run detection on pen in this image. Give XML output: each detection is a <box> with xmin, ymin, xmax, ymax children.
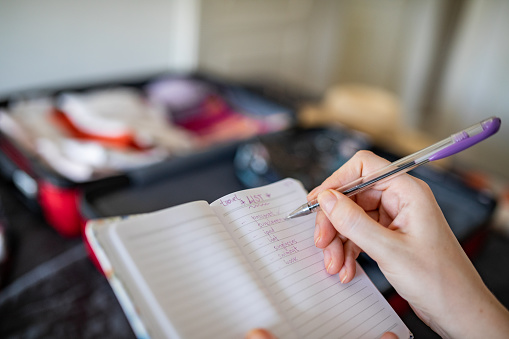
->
<box><xmin>287</xmin><ymin>116</ymin><xmax>501</xmax><ymax>219</ymax></box>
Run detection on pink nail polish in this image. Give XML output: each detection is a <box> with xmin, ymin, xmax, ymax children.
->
<box><xmin>314</xmin><ymin>225</ymin><xmax>320</xmax><ymax>246</ymax></box>
<box><xmin>339</xmin><ymin>267</ymin><xmax>348</xmax><ymax>283</ymax></box>
<box><xmin>323</xmin><ymin>249</ymin><xmax>332</xmax><ymax>273</ymax></box>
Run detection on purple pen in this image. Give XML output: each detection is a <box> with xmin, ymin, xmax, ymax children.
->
<box><xmin>287</xmin><ymin>117</ymin><xmax>502</xmax><ymax>219</ymax></box>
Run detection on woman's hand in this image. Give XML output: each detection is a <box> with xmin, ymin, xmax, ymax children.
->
<box><xmin>309</xmin><ymin>150</ymin><xmax>509</xmax><ymax>338</ymax></box>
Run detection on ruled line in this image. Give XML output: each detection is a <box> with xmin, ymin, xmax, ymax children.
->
<box><xmin>284</xmin><ymin>278</ymin><xmax>361</xmax><ymax>312</ymax></box>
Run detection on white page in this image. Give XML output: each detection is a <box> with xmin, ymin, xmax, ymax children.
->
<box><xmin>211</xmin><ymin>178</ymin><xmax>411</xmax><ymax>339</ymax></box>
<box><xmin>107</xmin><ymin>201</ymin><xmax>295</xmax><ymax>339</ymax></box>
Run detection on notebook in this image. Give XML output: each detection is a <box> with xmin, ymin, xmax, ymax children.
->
<box><xmin>85</xmin><ymin>178</ymin><xmax>412</xmax><ymax>339</ymax></box>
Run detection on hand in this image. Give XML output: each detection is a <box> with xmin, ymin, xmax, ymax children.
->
<box><xmin>308</xmin><ymin>150</ymin><xmax>509</xmax><ymax>338</ymax></box>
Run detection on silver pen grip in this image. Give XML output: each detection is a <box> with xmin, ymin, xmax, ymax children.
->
<box><xmin>307</xmin><ymin>158</ymin><xmax>427</xmax><ymax>212</ymax></box>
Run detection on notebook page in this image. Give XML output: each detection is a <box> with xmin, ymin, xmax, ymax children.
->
<box><xmin>106</xmin><ymin>201</ymin><xmax>295</xmax><ymax>339</ymax></box>
<box><xmin>211</xmin><ymin>179</ymin><xmax>411</xmax><ymax>339</ymax></box>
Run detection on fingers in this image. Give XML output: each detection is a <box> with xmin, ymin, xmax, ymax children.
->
<box><xmin>317</xmin><ymin>189</ymin><xmax>394</xmax><ymax>261</ymax></box>
<box><xmin>245</xmin><ymin>328</ymin><xmax>276</xmax><ymax>339</ymax></box>
<box><xmin>340</xmin><ymin>240</ymin><xmax>361</xmax><ymax>283</ymax></box>
<box><xmin>314</xmin><ymin>211</ymin><xmax>336</xmax><ymax>248</ymax></box>
<box><xmin>315</xmin><ymin>209</ymin><xmax>362</xmax><ymax>282</ymax></box>
<box><xmin>309</xmin><ymin>151</ymin><xmax>413</xmax><ymax>282</ymax></box>
<box><xmin>380</xmin><ymin>332</ymin><xmax>398</xmax><ymax>339</ymax></box>
<box><xmin>323</xmin><ymin>235</ymin><xmax>344</xmax><ymax>275</ymax></box>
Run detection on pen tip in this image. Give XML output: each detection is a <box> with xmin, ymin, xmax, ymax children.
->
<box><xmin>286</xmin><ymin>203</ymin><xmax>314</xmax><ymax>219</ymax></box>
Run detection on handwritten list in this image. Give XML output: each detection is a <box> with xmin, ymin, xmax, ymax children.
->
<box><xmin>211</xmin><ymin>179</ymin><xmax>409</xmax><ymax>339</ymax></box>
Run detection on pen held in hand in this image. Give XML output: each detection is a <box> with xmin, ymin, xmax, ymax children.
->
<box><xmin>287</xmin><ymin>116</ymin><xmax>501</xmax><ymax>219</ymax></box>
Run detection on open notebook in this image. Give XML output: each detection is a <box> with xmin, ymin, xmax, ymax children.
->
<box><xmin>86</xmin><ymin>178</ymin><xmax>412</xmax><ymax>339</ymax></box>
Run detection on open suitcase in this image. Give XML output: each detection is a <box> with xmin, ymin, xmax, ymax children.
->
<box><xmin>0</xmin><ymin>73</ymin><xmax>298</xmax><ymax>237</ymax></box>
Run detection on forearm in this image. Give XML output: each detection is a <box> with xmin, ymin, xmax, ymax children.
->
<box><xmin>427</xmin><ymin>264</ymin><xmax>509</xmax><ymax>339</ymax></box>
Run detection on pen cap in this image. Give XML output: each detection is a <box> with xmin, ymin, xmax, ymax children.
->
<box><xmin>428</xmin><ymin>117</ymin><xmax>501</xmax><ymax>162</ymax></box>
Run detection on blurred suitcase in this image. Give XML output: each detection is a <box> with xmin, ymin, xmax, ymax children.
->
<box><xmin>0</xmin><ymin>73</ymin><xmax>297</xmax><ymax>237</ymax></box>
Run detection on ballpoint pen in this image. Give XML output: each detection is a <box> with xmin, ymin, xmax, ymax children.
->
<box><xmin>287</xmin><ymin>116</ymin><xmax>501</xmax><ymax>219</ymax></box>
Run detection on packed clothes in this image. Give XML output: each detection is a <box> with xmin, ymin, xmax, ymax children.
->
<box><xmin>0</xmin><ymin>76</ymin><xmax>292</xmax><ymax>182</ymax></box>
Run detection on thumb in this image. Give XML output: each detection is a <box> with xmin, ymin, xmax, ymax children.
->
<box><xmin>317</xmin><ymin>189</ymin><xmax>393</xmax><ymax>259</ymax></box>
<box><xmin>245</xmin><ymin>328</ymin><xmax>277</xmax><ymax>339</ymax></box>
<box><xmin>380</xmin><ymin>332</ymin><xmax>398</xmax><ymax>339</ymax></box>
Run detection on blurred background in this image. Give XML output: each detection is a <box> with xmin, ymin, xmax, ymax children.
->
<box><xmin>1</xmin><ymin>0</ymin><xmax>508</xmax><ymax>178</ymax></box>
<box><xmin>0</xmin><ymin>1</ymin><xmax>508</xmax><ymax>338</ymax></box>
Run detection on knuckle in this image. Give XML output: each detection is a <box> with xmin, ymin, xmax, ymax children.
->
<box><xmin>413</xmin><ymin>177</ymin><xmax>433</xmax><ymax>194</ymax></box>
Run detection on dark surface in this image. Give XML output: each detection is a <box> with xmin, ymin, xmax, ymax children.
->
<box><xmin>0</xmin><ymin>244</ymin><xmax>135</xmax><ymax>338</ymax></box>
<box><xmin>0</xmin><ymin>177</ymin><xmax>136</xmax><ymax>339</ymax></box>
<box><xmin>1</xmin><ymin>173</ymin><xmax>509</xmax><ymax>338</ymax></box>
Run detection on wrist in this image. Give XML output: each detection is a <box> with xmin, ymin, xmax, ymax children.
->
<box><xmin>429</xmin><ymin>277</ymin><xmax>509</xmax><ymax>339</ymax></box>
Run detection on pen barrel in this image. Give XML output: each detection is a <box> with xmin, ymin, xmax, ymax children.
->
<box><xmin>335</xmin><ymin>134</ymin><xmax>457</xmax><ymax>197</ymax></box>
<box><xmin>304</xmin><ymin>117</ymin><xmax>500</xmax><ymax>216</ymax></box>
<box><xmin>338</xmin><ymin>159</ymin><xmax>426</xmax><ymax>197</ymax></box>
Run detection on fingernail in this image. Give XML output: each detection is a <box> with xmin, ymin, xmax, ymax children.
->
<box><xmin>324</xmin><ymin>249</ymin><xmax>332</xmax><ymax>273</ymax></box>
<box><xmin>318</xmin><ymin>190</ymin><xmax>338</xmax><ymax>214</ymax></box>
<box><xmin>327</xmin><ymin>259</ymin><xmax>334</xmax><ymax>273</ymax></box>
<box><xmin>339</xmin><ymin>267</ymin><xmax>348</xmax><ymax>284</ymax></box>
<box><xmin>314</xmin><ymin>224</ymin><xmax>321</xmax><ymax>246</ymax></box>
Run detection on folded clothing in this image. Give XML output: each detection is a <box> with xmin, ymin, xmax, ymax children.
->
<box><xmin>145</xmin><ymin>77</ymin><xmax>292</xmax><ymax>147</ymax></box>
<box><xmin>0</xmin><ymin>77</ymin><xmax>293</xmax><ymax>182</ymax></box>
<box><xmin>1</xmin><ymin>89</ymin><xmax>197</xmax><ymax>182</ymax></box>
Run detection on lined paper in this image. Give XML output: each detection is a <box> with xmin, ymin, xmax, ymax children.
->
<box><xmin>211</xmin><ymin>178</ymin><xmax>410</xmax><ymax>339</ymax></box>
<box><xmin>108</xmin><ymin>201</ymin><xmax>294</xmax><ymax>339</ymax></box>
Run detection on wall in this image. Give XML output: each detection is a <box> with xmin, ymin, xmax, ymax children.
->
<box><xmin>198</xmin><ymin>0</ymin><xmax>444</xmax><ymax>128</ymax></box>
<box><xmin>198</xmin><ymin>0</ymin><xmax>508</xmax><ymax>178</ymax></box>
<box><xmin>0</xmin><ymin>0</ymin><xmax>199</xmax><ymax>96</ymax></box>
<box><xmin>1</xmin><ymin>0</ymin><xmax>506</xmax><ymax>177</ymax></box>
<box><xmin>431</xmin><ymin>0</ymin><xmax>509</xmax><ymax>179</ymax></box>
<box><xmin>198</xmin><ymin>0</ymin><xmax>340</xmax><ymax>94</ymax></box>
